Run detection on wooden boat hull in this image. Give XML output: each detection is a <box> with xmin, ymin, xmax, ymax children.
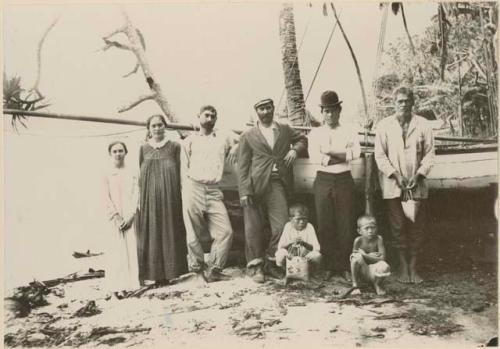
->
<box><xmin>219</xmin><ymin>146</ymin><xmax>498</xmax><ymax>193</ymax></box>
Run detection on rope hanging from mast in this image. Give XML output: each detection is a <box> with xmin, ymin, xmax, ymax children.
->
<box><xmin>304</xmin><ymin>11</ymin><xmax>340</xmax><ymax>103</ymax></box>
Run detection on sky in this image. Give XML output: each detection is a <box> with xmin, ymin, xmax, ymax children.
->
<box><xmin>3</xmin><ymin>1</ymin><xmax>438</xmax><ymax>131</ymax></box>
<box><xmin>2</xmin><ymin>1</ymin><xmax>440</xmax><ymax>288</ymax></box>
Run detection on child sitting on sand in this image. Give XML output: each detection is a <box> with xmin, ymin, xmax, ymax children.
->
<box><xmin>275</xmin><ymin>204</ymin><xmax>322</xmax><ymax>274</ymax></box>
<box><xmin>350</xmin><ymin>215</ymin><xmax>391</xmax><ymax>295</ymax></box>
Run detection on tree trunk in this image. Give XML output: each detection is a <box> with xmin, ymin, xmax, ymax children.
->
<box><xmin>279</xmin><ymin>3</ymin><xmax>307</xmax><ymax>126</ymax></box>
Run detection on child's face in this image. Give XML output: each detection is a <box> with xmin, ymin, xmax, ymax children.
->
<box><xmin>358</xmin><ymin>221</ymin><xmax>377</xmax><ymax>237</ymax></box>
<box><xmin>290</xmin><ymin>213</ymin><xmax>308</xmax><ymax>231</ymax></box>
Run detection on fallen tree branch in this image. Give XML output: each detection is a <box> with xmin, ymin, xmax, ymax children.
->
<box><xmin>118</xmin><ymin>92</ymin><xmax>156</xmax><ymax>113</ymax></box>
<box><xmin>32</xmin><ymin>17</ymin><xmax>59</xmax><ymax>97</ymax></box>
<box><xmin>123</xmin><ymin>62</ymin><xmax>140</xmax><ymax>78</ymax></box>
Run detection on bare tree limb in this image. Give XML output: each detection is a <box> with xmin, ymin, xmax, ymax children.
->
<box><xmin>31</xmin><ymin>17</ymin><xmax>59</xmax><ymax>98</ymax></box>
<box><xmin>102</xmin><ymin>38</ymin><xmax>133</xmax><ymax>51</ymax></box>
<box><xmin>123</xmin><ymin>62</ymin><xmax>140</xmax><ymax>78</ymax></box>
<box><xmin>330</xmin><ymin>3</ymin><xmax>368</xmax><ymax>120</ymax></box>
<box><xmin>103</xmin><ymin>26</ymin><xmax>127</xmax><ymax>40</ymax></box>
<box><xmin>118</xmin><ymin>93</ymin><xmax>156</xmax><ymax>113</ymax></box>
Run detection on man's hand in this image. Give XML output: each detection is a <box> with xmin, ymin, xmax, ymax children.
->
<box><xmin>407</xmin><ymin>173</ymin><xmax>424</xmax><ymax>189</ymax></box>
<box><xmin>240</xmin><ymin>195</ymin><xmax>253</xmax><ymax>207</ymax></box>
<box><xmin>391</xmin><ymin>172</ymin><xmax>408</xmax><ymax>189</ymax></box>
<box><xmin>227</xmin><ymin>144</ymin><xmax>239</xmax><ymax>164</ymax></box>
<box><xmin>283</xmin><ymin>149</ymin><xmax>298</xmax><ymax>168</ymax></box>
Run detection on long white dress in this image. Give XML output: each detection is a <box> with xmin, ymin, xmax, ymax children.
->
<box><xmin>103</xmin><ymin>165</ymin><xmax>140</xmax><ymax>291</ymax></box>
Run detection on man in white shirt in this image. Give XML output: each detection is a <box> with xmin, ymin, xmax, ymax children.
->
<box><xmin>308</xmin><ymin>91</ymin><xmax>361</xmax><ymax>281</ymax></box>
<box><xmin>181</xmin><ymin>105</ymin><xmax>239</xmax><ymax>282</ymax></box>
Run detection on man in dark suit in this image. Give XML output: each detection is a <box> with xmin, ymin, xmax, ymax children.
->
<box><xmin>238</xmin><ymin>98</ymin><xmax>307</xmax><ymax>283</ymax></box>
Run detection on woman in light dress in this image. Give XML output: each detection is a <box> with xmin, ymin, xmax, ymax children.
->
<box><xmin>103</xmin><ymin>141</ymin><xmax>140</xmax><ymax>297</ymax></box>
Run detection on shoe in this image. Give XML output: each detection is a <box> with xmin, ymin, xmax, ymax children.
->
<box><xmin>248</xmin><ymin>265</ymin><xmax>265</xmax><ymax>284</ymax></box>
<box><xmin>204</xmin><ymin>268</ymin><xmax>231</xmax><ymax>283</ymax></box>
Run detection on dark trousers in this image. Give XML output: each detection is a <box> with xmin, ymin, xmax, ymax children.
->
<box><xmin>386</xmin><ymin>199</ymin><xmax>427</xmax><ymax>256</ymax></box>
<box><xmin>243</xmin><ymin>179</ymin><xmax>289</xmax><ymax>267</ymax></box>
<box><xmin>314</xmin><ymin>171</ymin><xmax>356</xmax><ymax>272</ymax></box>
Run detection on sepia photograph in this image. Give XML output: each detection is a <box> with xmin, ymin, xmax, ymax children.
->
<box><xmin>2</xmin><ymin>1</ymin><xmax>498</xmax><ymax>347</ymax></box>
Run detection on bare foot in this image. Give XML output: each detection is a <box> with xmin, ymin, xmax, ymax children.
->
<box><xmin>342</xmin><ymin>271</ymin><xmax>352</xmax><ymax>282</ymax></box>
<box><xmin>374</xmin><ymin>283</ymin><xmax>386</xmax><ymax>296</ymax></box>
<box><xmin>351</xmin><ymin>287</ymin><xmax>361</xmax><ymax>295</ymax></box>
<box><xmin>409</xmin><ymin>269</ymin><xmax>424</xmax><ymax>284</ymax></box>
<box><xmin>396</xmin><ymin>268</ymin><xmax>411</xmax><ymax>283</ymax></box>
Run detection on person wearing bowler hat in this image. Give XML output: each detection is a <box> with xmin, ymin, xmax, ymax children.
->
<box><xmin>308</xmin><ymin>91</ymin><xmax>361</xmax><ymax>281</ymax></box>
<box><xmin>238</xmin><ymin>98</ymin><xmax>308</xmax><ymax>283</ymax></box>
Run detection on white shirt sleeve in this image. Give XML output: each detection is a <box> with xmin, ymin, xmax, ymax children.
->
<box><xmin>278</xmin><ymin>222</ymin><xmax>293</xmax><ymax>250</ymax></box>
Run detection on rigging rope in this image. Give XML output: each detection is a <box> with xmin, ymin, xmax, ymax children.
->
<box><xmin>276</xmin><ymin>5</ymin><xmax>312</xmax><ymax>112</ymax></box>
<box><xmin>370</xmin><ymin>3</ymin><xmax>389</xmax><ymax>125</ymax></box>
<box><xmin>304</xmin><ymin>10</ymin><xmax>341</xmax><ymax>103</ymax></box>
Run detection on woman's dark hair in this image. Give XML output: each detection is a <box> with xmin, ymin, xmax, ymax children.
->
<box><xmin>146</xmin><ymin>114</ymin><xmax>168</xmax><ymax>139</ymax></box>
<box><xmin>108</xmin><ymin>141</ymin><xmax>128</xmax><ymax>154</ymax></box>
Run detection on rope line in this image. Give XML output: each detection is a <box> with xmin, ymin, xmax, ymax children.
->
<box><xmin>304</xmin><ymin>10</ymin><xmax>341</xmax><ymax>103</ymax></box>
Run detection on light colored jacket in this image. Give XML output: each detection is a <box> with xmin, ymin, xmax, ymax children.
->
<box><xmin>374</xmin><ymin>114</ymin><xmax>435</xmax><ymax>199</ymax></box>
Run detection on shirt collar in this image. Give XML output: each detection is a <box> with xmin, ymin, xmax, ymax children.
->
<box><xmin>257</xmin><ymin>120</ymin><xmax>277</xmax><ymax>130</ymax></box>
<box><xmin>148</xmin><ymin>138</ymin><xmax>169</xmax><ymax>149</ymax></box>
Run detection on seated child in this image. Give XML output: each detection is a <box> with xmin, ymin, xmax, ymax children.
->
<box><xmin>275</xmin><ymin>204</ymin><xmax>322</xmax><ymax>274</ymax></box>
<box><xmin>350</xmin><ymin>215</ymin><xmax>391</xmax><ymax>295</ymax></box>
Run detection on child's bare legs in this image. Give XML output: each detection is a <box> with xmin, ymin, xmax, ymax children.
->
<box><xmin>370</xmin><ymin>261</ymin><xmax>391</xmax><ymax>295</ymax></box>
<box><xmin>350</xmin><ymin>253</ymin><xmax>365</xmax><ymax>295</ymax></box>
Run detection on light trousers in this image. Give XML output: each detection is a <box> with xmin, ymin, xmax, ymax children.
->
<box><xmin>182</xmin><ymin>178</ymin><xmax>233</xmax><ymax>271</ymax></box>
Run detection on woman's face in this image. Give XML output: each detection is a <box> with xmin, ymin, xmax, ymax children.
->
<box><xmin>110</xmin><ymin>143</ymin><xmax>127</xmax><ymax>167</ymax></box>
<box><xmin>149</xmin><ymin>116</ymin><xmax>166</xmax><ymax>139</ymax></box>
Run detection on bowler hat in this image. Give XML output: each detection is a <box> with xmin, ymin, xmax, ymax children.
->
<box><xmin>319</xmin><ymin>91</ymin><xmax>342</xmax><ymax>107</ymax></box>
<box><xmin>254</xmin><ymin>98</ymin><xmax>274</xmax><ymax>109</ymax></box>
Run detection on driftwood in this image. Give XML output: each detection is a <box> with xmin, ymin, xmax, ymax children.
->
<box><xmin>72</xmin><ymin>250</ymin><xmax>104</xmax><ymax>258</ymax></box>
<box><xmin>32</xmin><ymin>268</ymin><xmax>105</xmax><ymax>288</ymax></box>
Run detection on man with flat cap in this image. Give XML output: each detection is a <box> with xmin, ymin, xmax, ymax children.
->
<box><xmin>238</xmin><ymin>98</ymin><xmax>308</xmax><ymax>283</ymax></box>
<box><xmin>308</xmin><ymin>91</ymin><xmax>361</xmax><ymax>281</ymax></box>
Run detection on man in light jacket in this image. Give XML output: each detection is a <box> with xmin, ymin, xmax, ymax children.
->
<box><xmin>374</xmin><ymin>86</ymin><xmax>434</xmax><ymax>284</ymax></box>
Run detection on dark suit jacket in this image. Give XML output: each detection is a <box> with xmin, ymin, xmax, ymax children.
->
<box><xmin>237</xmin><ymin>122</ymin><xmax>307</xmax><ymax>197</ymax></box>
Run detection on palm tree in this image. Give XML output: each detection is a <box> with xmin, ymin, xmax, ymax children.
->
<box><xmin>279</xmin><ymin>3</ymin><xmax>307</xmax><ymax>126</ymax></box>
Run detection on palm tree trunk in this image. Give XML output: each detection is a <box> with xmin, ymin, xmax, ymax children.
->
<box><xmin>279</xmin><ymin>3</ymin><xmax>307</xmax><ymax>126</ymax></box>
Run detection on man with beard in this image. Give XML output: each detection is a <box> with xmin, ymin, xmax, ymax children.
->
<box><xmin>238</xmin><ymin>98</ymin><xmax>307</xmax><ymax>283</ymax></box>
<box><xmin>181</xmin><ymin>105</ymin><xmax>239</xmax><ymax>282</ymax></box>
<box><xmin>374</xmin><ymin>86</ymin><xmax>434</xmax><ymax>284</ymax></box>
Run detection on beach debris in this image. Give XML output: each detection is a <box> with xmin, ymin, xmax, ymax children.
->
<box><xmin>72</xmin><ymin>250</ymin><xmax>104</xmax><ymax>258</ymax></box>
<box><xmin>371</xmin><ymin>326</ymin><xmax>387</xmax><ymax>333</ymax></box>
<box><xmin>230</xmin><ymin>308</ymin><xmax>282</xmax><ymax>339</ymax></box>
<box><xmin>341</xmin><ymin>286</ymin><xmax>358</xmax><ymax>299</ymax></box>
<box><xmin>219</xmin><ymin>298</ymin><xmax>243</xmax><ymax>310</ymax></box>
<box><xmin>187</xmin><ymin>320</ymin><xmax>216</xmax><ymax>333</ymax></box>
<box><xmin>26</xmin><ymin>268</ymin><xmax>105</xmax><ymax>289</ymax></box>
<box><xmin>147</xmin><ymin>290</ymin><xmax>187</xmax><ymax>300</ymax></box>
<box><xmin>72</xmin><ymin>300</ymin><xmax>102</xmax><ymax>318</ymax></box>
<box><xmin>6</xmin><ymin>281</ymin><xmax>51</xmax><ymax>317</ymax></box>
<box><xmin>374</xmin><ymin>313</ymin><xmax>409</xmax><ymax>320</ymax></box>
